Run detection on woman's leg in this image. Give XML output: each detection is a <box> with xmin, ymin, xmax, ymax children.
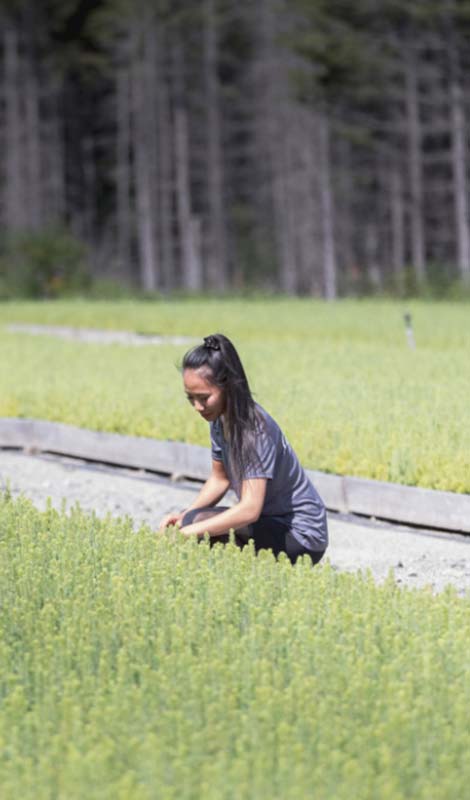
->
<box><xmin>252</xmin><ymin>517</ymin><xmax>325</xmax><ymax>566</ymax></box>
<box><xmin>181</xmin><ymin>509</ymin><xmax>325</xmax><ymax>564</ymax></box>
<box><xmin>181</xmin><ymin>506</ymin><xmax>251</xmax><ymax>548</ymax></box>
<box><xmin>285</xmin><ymin>533</ymin><xmax>325</xmax><ymax>566</ymax></box>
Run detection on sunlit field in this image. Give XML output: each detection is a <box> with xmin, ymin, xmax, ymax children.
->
<box><xmin>1</xmin><ymin>298</ymin><xmax>469</xmax><ymax>491</ymax></box>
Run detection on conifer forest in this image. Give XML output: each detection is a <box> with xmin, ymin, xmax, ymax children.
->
<box><xmin>2</xmin><ymin>0</ymin><xmax>470</xmax><ymax>297</ymax></box>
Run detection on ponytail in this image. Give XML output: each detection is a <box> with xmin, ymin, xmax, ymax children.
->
<box><xmin>181</xmin><ymin>334</ymin><xmax>263</xmax><ymax>485</ymax></box>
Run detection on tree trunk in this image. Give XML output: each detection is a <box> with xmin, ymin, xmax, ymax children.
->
<box><xmin>81</xmin><ymin>135</ymin><xmax>96</xmax><ymax>243</ymax></box>
<box><xmin>281</xmin><ymin>113</ymin><xmax>299</xmax><ymax>294</ymax></box>
<box><xmin>174</xmin><ymin>105</ymin><xmax>203</xmax><ymax>291</ymax></box>
<box><xmin>253</xmin><ymin>0</ymin><xmax>298</xmax><ymax>293</ymax></box>
<box><xmin>318</xmin><ymin>114</ymin><xmax>337</xmax><ymax>299</ymax></box>
<box><xmin>405</xmin><ymin>47</ymin><xmax>426</xmax><ymax>282</ymax></box>
<box><xmin>273</xmin><ymin>84</ymin><xmax>297</xmax><ymax>291</ymax></box>
<box><xmin>172</xmin><ymin>37</ymin><xmax>202</xmax><ymax>292</ymax></box>
<box><xmin>390</xmin><ymin>166</ymin><xmax>405</xmax><ymax>288</ymax></box>
<box><xmin>142</xmin><ymin>22</ymin><xmax>161</xmax><ymax>285</ymax></box>
<box><xmin>24</xmin><ymin>57</ymin><xmax>42</xmax><ymax>229</ymax></box>
<box><xmin>450</xmin><ymin>72</ymin><xmax>470</xmax><ymax>280</ymax></box>
<box><xmin>273</xmin><ymin>140</ymin><xmax>296</xmax><ymax>294</ymax></box>
<box><xmin>335</xmin><ymin>135</ymin><xmax>354</xmax><ymax>278</ymax></box>
<box><xmin>4</xmin><ymin>21</ymin><xmax>25</xmax><ymax>232</ymax></box>
<box><xmin>295</xmin><ymin>107</ymin><xmax>319</xmax><ymax>295</ymax></box>
<box><xmin>155</xmin><ymin>28</ymin><xmax>174</xmax><ymax>291</ymax></box>
<box><xmin>131</xmin><ymin>29</ymin><xmax>158</xmax><ymax>292</ymax></box>
<box><xmin>365</xmin><ymin>222</ymin><xmax>382</xmax><ymax>290</ymax></box>
<box><xmin>203</xmin><ymin>0</ymin><xmax>228</xmax><ymax>291</ymax></box>
<box><xmin>46</xmin><ymin>82</ymin><xmax>66</xmax><ymax>225</ymax></box>
<box><xmin>116</xmin><ymin>65</ymin><xmax>133</xmax><ymax>278</ymax></box>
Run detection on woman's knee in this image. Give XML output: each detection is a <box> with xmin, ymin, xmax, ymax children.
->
<box><xmin>181</xmin><ymin>506</ymin><xmax>228</xmax><ymax>527</ymax></box>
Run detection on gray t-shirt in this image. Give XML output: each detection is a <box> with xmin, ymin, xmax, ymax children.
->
<box><xmin>210</xmin><ymin>403</ymin><xmax>328</xmax><ymax>551</ymax></box>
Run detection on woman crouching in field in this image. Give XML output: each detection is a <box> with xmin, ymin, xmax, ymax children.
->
<box><xmin>159</xmin><ymin>334</ymin><xmax>328</xmax><ymax>565</ymax></box>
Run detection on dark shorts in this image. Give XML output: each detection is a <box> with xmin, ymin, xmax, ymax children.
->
<box><xmin>181</xmin><ymin>506</ymin><xmax>326</xmax><ymax>566</ymax></box>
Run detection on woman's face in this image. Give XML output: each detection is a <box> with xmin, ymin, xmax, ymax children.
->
<box><xmin>183</xmin><ymin>368</ymin><xmax>226</xmax><ymax>422</ymax></box>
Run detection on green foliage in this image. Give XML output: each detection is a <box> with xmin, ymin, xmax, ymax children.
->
<box><xmin>83</xmin><ymin>277</ymin><xmax>147</xmax><ymax>300</ymax></box>
<box><xmin>1</xmin><ymin>493</ymin><xmax>470</xmax><ymax>798</ymax></box>
<box><xmin>341</xmin><ymin>262</ymin><xmax>470</xmax><ymax>301</ymax></box>
<box><xmin>0</xmin><ymin>228</ymin><xmax>91</xmax><ymax>299</ymax></box>
<box><xmin>396</xmin><ymin>264</ymin><xmax>456</xmax><ymax>301</ymax></box>
<box><xmin>1</xmin><ymin>299</ymin><xmax>470</xmax><ymax>492</ymax></box>
<box><xmin>291</xmin><ymin>0</ymin><xmax>395</xmax><ymax>104</ymax></box>
<box><xmin>230</xmin><ymin>205</ymin><xmax>278</xmax><ymax>289</ymax></box>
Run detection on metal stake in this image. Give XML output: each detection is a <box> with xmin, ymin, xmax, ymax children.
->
<box><xmin>403</xmin><ymin>312</ymin><xmax>416</xmax><ymax>350</ymax></box>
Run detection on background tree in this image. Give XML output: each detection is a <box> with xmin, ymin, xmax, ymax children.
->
<box><xmin>2</xmin><ymin>0</ymin><xmax>470</xmax><ymax>296</ymax></box>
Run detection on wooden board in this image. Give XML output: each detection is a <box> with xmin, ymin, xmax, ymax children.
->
<box><xmin>0</xmin><ymin>418</ymin><xmax>211</xmax><ymax>480</ymax></box>
<box><xmin>1</xmin><ymin>418</ymin><xmax>469</xmax><ymax>533</ymax></box>
<box><xmin>344</xmin><ymin>476</ymin><xmax>470</xmax><ymax>533</ymax></box>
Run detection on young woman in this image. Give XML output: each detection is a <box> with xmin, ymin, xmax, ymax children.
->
<box><xmin>159</xmin><ymin>334</ymin><xmax>328</xmax><ymax>565</ymax></box>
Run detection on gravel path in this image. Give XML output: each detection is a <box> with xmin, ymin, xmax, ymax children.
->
<box><xmin>6</xmin><ymin>323</ymin><xmax>196</xmax><ymax>347</ymax></box>
<box><xmin>2</xmin><ymin>450</ymin><xmax>470</xmax><ymax>596</ymax></box>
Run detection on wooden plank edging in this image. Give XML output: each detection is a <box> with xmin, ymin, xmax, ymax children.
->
<box><xmin>0</xmin><ymin>418</ymin><xmax>211</xmax><ymax>480</ymax></box>
<box><xmin>0</xmin><ymin>418</ymin><xmax>469</xmax><ymax>533</ymax></box>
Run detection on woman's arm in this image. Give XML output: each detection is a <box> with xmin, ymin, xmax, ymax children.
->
<box><xmin>159</xmin><ymin>460</ymin><xmax>230</xmax><ymax>529</ymax></box>
<box><xmin>180</xmin><ymin>478</ymin><xmax>267</xmax><ymax>538</ymax></box>
<box><xmin>184</xmin><ymin>459</ymin><xmax>231</xmax><ymax>512</ymax></box>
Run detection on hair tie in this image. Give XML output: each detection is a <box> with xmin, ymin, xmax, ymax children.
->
<box><xmin>203</xmin><ymin>335</ymin><xmax>220</xmax><ymax>351</ymax></box>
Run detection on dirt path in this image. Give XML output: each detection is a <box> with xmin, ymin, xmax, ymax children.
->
<box><xmin>6</xmin><ymin>323</ymin><xmax>196</xmax><ymax>347</ymax></box>
<box><xmin>2</xmin><ymin>450</ymin><xmax>469</xmax><ymax>596</ymax></box>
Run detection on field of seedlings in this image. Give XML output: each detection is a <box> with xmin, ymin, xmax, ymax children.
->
<box><xmin>1</xmin><ymin>298</ymin><xmax>469</xmax><ymax>492</ymax></box>
<box><xmin>1</xmin><ymin>492</ymin><xmax>470</xmax><ymax>799</ymax></box>
<box><xmin>2</xmin><ymin>299</ymin><xmax>470</xmax><ymax>797</ymax></box>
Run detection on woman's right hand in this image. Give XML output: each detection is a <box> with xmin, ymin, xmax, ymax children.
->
<box><xmin>158</xmin><ymin>510</ymin><xmax>185</xmax><ymax>530</ymax></box>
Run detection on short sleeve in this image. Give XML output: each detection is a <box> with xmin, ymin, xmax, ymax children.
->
<box><xmin>210</xmin><ymin>421</ymin><xmax>223</xmax><ymax>462</ymax></box>
<box><xmin>243</xmin><ymin>424</ymin><xmax>277</xmax><ymax>480</ymax></box>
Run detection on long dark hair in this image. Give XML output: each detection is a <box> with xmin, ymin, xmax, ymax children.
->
<box><xmin>181</xmin><ymin>333</ymin><xmax>264</xmax><ymax>485</ymax></box>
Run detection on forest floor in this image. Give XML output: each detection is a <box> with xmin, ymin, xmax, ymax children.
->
<box><xmin>2</xmin><ymin>449</ymin><xmax>470</xmax><ymax>597</ymax></box>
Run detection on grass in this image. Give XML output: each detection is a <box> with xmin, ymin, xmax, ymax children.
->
<box><xmin>0</xmin><ymin>298</ymin><xmax>469</xmax><ymax>491</ymax></box>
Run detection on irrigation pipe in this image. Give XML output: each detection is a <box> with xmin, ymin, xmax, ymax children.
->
<box><xmin>0</xmin><ymin>417</ymin><xmax>469</xmax><ymax>535</ymax></box>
